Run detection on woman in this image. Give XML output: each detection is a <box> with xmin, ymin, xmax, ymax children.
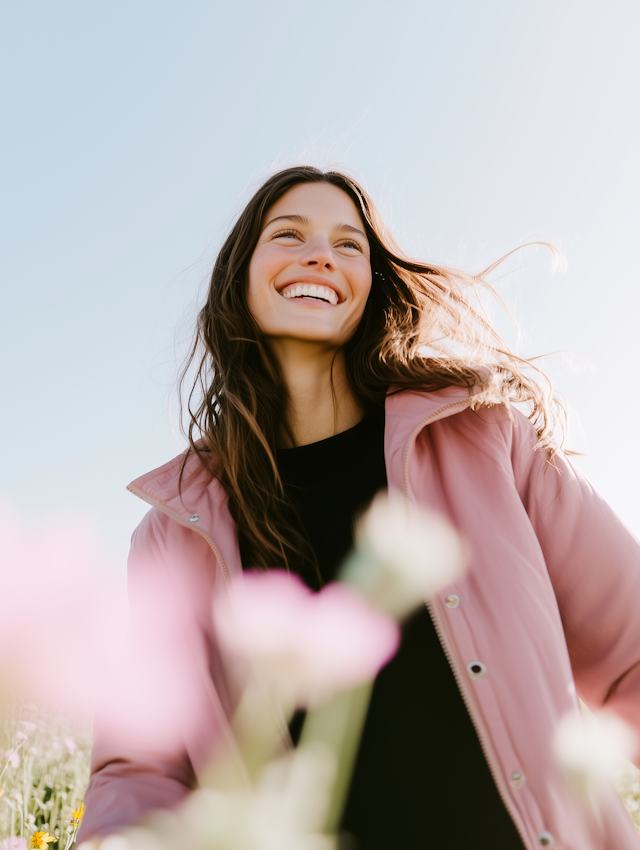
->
<box><xmin>79</xmin><ymin>166</ymin><xmax>640</xmax><ymax>849</ymax></box>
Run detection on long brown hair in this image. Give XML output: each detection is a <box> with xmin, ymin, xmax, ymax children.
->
<box><xmin>179</xmin><ymin>166</ymin><xmax>564</xmax><ymax>572</ymax></box>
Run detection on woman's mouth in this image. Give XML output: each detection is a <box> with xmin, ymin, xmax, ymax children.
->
<box><xmin>280</xmin><ymin>283</ymin><xmax>339</xmax><ymax>305</ymax></box>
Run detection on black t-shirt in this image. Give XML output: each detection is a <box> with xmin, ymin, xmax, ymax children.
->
<box><xmin>267</xmin><ymin>409</ymin><xmax>526</xmax><ymax>850</ymax></box>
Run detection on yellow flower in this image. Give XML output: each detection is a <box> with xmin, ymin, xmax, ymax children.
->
<box><xmin>29</xmin><ymin>833</ymin><xmax>56</xmax><ymax>849</ymax></box>
<box><xmin>71</xmin><ymin>802</ymin><xmax>84</xmax><ymax>826</ymax></box>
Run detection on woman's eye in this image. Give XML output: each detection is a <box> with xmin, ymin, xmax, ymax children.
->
<box><xmin>270</xmin><ymin>230</ymin><xmax>362</xmax><ymax>251</ymax></box>
<box><xmin>339</xmin><ymin>239</ymin><xmax>362</xmax><ymax>251</ymax></box>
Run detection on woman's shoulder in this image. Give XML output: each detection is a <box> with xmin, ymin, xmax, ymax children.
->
<box><xmin>387</xmin><ymin>385</ymin><xmax>552</xmax><ymax>482</ymax></box>
<box><xmin>126</xmin><ymin>446</ymin><xmax>240</xmax><ymax>581</ymax></box>
<box><xmin>128</xmin><ymin>443</ymin><xmax>216</xmax><ymax>502</ymax></box>
<box><xmin>127</xmin><ymin>444</ymin><xmax>220</xmax><ymax>523</ymax></box>
<box><xmin>385</xmin><ymin>373</ymin><xmax>525</xmax><ymax>439</ymax></box>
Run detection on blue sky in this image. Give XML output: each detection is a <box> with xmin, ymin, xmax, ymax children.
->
<box><xmin>2</xmin><ymin>1</ymin><xmax>639</xmax><ymax>565</ymax></box>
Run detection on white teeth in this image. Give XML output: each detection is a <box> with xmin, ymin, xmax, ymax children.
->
<box><xmin>281</xmin><ymin>283</ymin><xmax>339</xmax><ymax>303</ymax></box>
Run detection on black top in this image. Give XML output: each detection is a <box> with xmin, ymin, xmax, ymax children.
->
<box><xmin>276</xmin><ymin>407</ymin><xmax>388</xmax><ymax>590</ymax></box>
<box><xmin>267</xmin><ymin>409</ymin><xmax>526</xmax><ymax>850</ymax></box>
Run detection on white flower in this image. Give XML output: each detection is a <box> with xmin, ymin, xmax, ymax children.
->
<box><xmin>343</xmin><ymin>492</ymin><xmax>467</xmax><ymax>619</ymax></box>
<box><xmin>555</xmin><ymin>710</ymin><xmax>636</xmax><ymax>798</ymax></box>
<box><xmin>180</xmin><ymin>751</ymin><xmax>337</xmax><ymax>850</ymax></box>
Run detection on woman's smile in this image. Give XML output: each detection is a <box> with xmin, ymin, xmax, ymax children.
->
<box><xmin>277</xmin><ymin>275</ymin><xmax>342</xmax><ymax>306</ymax></box>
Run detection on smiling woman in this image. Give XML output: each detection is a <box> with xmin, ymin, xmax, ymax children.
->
<box><xmin>78</xmin><ymin>166</ymin><xmax>640</xmax><ymax>850</ymax></box>
<box><xmin>177</xmin><ymin>167</ymin><xmax>562</xmax><ymax>577</ymax></box>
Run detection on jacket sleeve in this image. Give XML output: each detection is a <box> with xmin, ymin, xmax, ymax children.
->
<box><xmin>509</xmin><ymin>409</ymin><xmax>640</xmax><ymax>759</ymax></box>
<box><xmin>78</xmin><ymin>508</ymin><xmax>228</xmax><ymax>841</ymax></box>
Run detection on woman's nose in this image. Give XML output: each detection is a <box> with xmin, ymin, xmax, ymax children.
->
<box><xmin>300</xmin><ymin>234</ymin><xmax>334</xmax><ymax>269</ymax></box>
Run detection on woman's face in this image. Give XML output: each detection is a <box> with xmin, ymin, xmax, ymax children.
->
<box><xmin>247</xmin><ymin>182</ymin><xmax>372</xmax><ymax>348</ymax></box>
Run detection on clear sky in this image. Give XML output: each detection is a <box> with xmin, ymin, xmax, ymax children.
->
<box><xmin>2</xmin><ymin>1</ymin><xmax>639</xmax><ymax>567</ymax></box>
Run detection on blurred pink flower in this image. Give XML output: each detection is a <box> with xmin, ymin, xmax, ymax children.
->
<box><xmin>215</xmin><ymin>570</ymin><xmax>400</xmax><ymax>707</ymax></box>
<box><xmin>15</xmin><ymin>732</ymin><xmax>28</xmax><ymax>741</ymax></box>
<box><xmin>63</xmin><ymin>737</ymin><xmax>77</xmax><ymax>754</ymax></box>
<box><xmin>4</xmin><ymin>750</ymin><xmax>20</xmax><ymax>768</ymax></box>
<box><xmin>94</xmin><ymin>558</ymin><xmax>223</xmax><ymax>755</ymax></box>
<box><xmin>0</xmin><ymin>495</ymin><xmax>127</xmax><ymax>718</ymax></box>
<box><xmin>1</xmin><ymin>837</ymin><xmax>28</xmax><ymax>850</ymax></box>
<box><xmin>20</xmin><ymin>721</ymin><xmax>36</xmax><ymax>731</ymax></box>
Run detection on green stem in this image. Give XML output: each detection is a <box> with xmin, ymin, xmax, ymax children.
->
<box><xmin>299</xmin><ymin>681</ymin><xmax>373</xmax><ymax>835</ymax></box>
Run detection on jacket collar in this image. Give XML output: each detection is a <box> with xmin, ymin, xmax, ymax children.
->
<box><xmin>128</xmin><ymin>382</ymin><xmax>483</xmax><ymax>520</ymax></box>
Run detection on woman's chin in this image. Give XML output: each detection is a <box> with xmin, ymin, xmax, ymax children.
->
<box><xmin>266</xmin><ymin>325</ymin><xmax>351</xmax><ymax>349</ymax></box>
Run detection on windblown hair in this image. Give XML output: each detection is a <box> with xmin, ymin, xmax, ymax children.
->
<box><xmin>180</xmin><ymin>166</ymin><xmax>564</xmax><ymax>573</ymax></box>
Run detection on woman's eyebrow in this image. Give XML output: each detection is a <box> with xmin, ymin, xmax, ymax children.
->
<box><xmin>338</xmin><ymin>223</ymin><xmax>367</xmax><ymax>238</ymax></box>
<box><xmin>263</xmin><ymin>214</ymin><xmax>309</xmax><ymax>229</ymax></box>
<box><xmin>263</xmin><ymin>214</ymin><xmax>366</xmax><ymax>238</ymax></box>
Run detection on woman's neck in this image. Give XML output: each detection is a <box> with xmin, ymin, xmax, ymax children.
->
<box><xmin>270</xmin><ymin>339</ymin><xmax>365</xmax><ymax>448</ymax></box>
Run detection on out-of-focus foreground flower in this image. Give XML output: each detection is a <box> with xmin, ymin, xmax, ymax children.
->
<box><xmin>82</xmin><ymin>494</ymin><xmax>466</xmax><ymax>848</ymax></box>
<box><xmin>209</xmin><ymin>493</ymin><xmax>467</xmax><ymax>839</ymax></box>
<box><xmin>215</xmin><ymin>571</ymin><xmax>400</xmax><ymax>711</ymax></box>
<box><xmin>78</xmin><ymin>745</ymin><xmax>337</xmax><ymax>850</ymax></box>
<box><xmin>0</xmin><ymin>496</ymin><xmax>126</xmax><ymax>718</ymax></box>
<box><xmin>555</xmin><ymin>710</ymin><xmax>636</xmax><ymax>800</ymax></box>
<box><xmin>343</xmin><ymin>491</ymin><xmax>467</xmax><ymax>618</ymax></box>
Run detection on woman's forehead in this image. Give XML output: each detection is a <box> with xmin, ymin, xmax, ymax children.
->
<box><xmin>264</xmin><ymin>182</ymin><xmax>365</xmax><ymax>231</ymax></box>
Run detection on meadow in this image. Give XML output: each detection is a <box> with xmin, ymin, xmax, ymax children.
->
<box><xmin>2</xmin><ymin>700</ymin><xmax>640</xmax><ymax>848</ymax></box>
<box><xmin>1</xmin><ymin>704</ymin><xmax>90</xmax><ymax>849</ymax></box>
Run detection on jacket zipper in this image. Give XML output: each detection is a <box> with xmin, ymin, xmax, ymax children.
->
<box><xmin>126</xmin><ymin>485</ymin><xmax>233</xmax><ymax>591</ymax></box>
<box><xmin>402</xmin><ymin>400</ymin><xmax>531</xmax><ymax>850</ymax></box>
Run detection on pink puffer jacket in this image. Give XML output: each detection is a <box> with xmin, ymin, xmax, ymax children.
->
<box><xmin>79</xmin><ymin>385</ymin><xmax>640</xmax><ymax>849</ymax></box>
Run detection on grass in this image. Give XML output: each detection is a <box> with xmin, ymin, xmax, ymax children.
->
<box><xmin>614</xmin><ymin>763</ymin><xmax>640</xmax><ymax>832</ymax></box>
<box><xmin>1</xmin><ymin>701</ymin><xmax>639</xmax><ymax>846</ymax></box>
<box><xmin>0</xmin><ymin>703</ymin><xmax>90</xmax><ymax>849</ymax></box>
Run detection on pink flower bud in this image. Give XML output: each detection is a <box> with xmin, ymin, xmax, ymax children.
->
<box><xmin>215</xmin><ymin>570</ymin><xmax>400</xmax><ymax>707</ymax></box>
